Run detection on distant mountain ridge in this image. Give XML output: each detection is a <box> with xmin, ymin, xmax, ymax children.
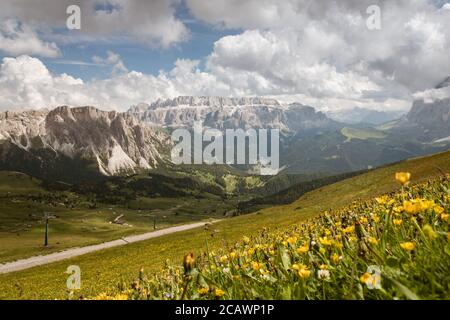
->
<box><xmin>128</xmin><ymin>96</ymin><xmax>340</xmax><ymax>131</ymax></box>
<box><xmin>0</xmin><ymin>91</ymin><xmax>449</xmax><ymax>181</ymax></box>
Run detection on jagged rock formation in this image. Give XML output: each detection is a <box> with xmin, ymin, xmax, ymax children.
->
<box><xmin>0</xmin><ymin>106</ymin><xmax>169</xmax><ymax>178</ymax></box>
<box><xmin>128</xmin><ymin>96</ymin><xmax>339</xmax><ymax>131</ymax></box>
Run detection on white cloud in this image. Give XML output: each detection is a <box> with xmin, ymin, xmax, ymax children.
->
<box><xmin>187</xmin><ymin>0</ymin><xmax>450</xmax><ymax>97</ymax></box>
<box><xmin>0</xmin><ymin>0</ymin><xmax>449</xmax><ymax>113</ymax></box>
<box><xmin>92</xmin><ymin>51</ymin><xmax>128</xmax><ymax>75</ymax></box>
<box><xmin>0</xmin><ymin>55</ymin><xmax>227</xmax><ymax>111</ymax></box>
<box><xmin>0</xmin><ymin>19</ymin><xmax>60</xmax><ymax>57</ymax></box>
<box><xmin>0</xmin><ymin>0</ymin><xmax>189</xmax><ymax>48</ymax></box>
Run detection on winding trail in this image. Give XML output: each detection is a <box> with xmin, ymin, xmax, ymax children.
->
<box><xmin>0</xmin><ymin>220</ymin><xmax>219</xmax><ymax>274</ymax></box>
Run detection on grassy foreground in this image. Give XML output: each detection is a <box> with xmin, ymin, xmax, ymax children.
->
<box><xmin>107</xmin><ymin>176</ymin><xmax>449</xmax><ymax>300</ymax></box>
<box><xmin>1</xmin><ymin>151</ymin><xmax>450</xmax><ymax>299</ymax></box>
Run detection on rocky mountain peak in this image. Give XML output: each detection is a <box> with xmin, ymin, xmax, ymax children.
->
<box><xmin>148</xmin><ymin>96</ymin><xmax>281</xmax><ymax>109</ymax></box>
<box><xmin>0</xmin><ymin>106</ymin><xmax>169</xmax><ymax>178</ymax></box>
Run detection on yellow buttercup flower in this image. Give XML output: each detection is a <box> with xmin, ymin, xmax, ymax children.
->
<box><xmin>360</xmin><ymin>272</ymin><xmax>371</xmax><ymax>284</ymax></box>
<box><xmin>375</xmin><ymin>196</ymin><xmax>389</xmax><ymax>204</ymax></box>
<box><xmin>296</xmin><ymin>244</ymin><xmax>309</xmax><ymax>254</ymax></box>
<box><xmin>287</xmin><ymin>236</ymin><xmax>298</xmax><ymax>245</ymax></box>
<box><xmin>319</xmin><ymin>237</ymin><xmax>333</xmax><ymax>246</ymax></box>
<box><xmin>400</xmin><ymin>242</ymin><xmax>416</xmax><ymax>251</ymax></box>
<box><xmin>393</xmin><ymin>218</ymin><xmax>403</xmax><ymax>225</ymax></box>
<box><xmin>441</xmin><ymin>213</ymin><xmax>449</xmax><ymax>221</ymax></box>
<box><xmin>434</xmin><ymin>206</ymin><xmax>445</xmax><ymax>214</ymax></box>
<box><xmin>368</xmin><ymin>237</ymin><xmax>379</xmax><ymax>245</ymax></box>
<box><xmin>331</xmin><ymin>253</ymin><xmax>340</xmax><ymax>264</ymax></box>
<box><xmin>343</xmin><ymin>225</ymin><xmax>355</xmax><ymax>234</ymax></box>
<box><xmin>198</xmin><ymin>287</ymin><xmax>209</xmax><ymax>295</ymax></box>
<box><xmin>395</xmin><ymin>172</ymin><xmax>411</xmax><ymax>186</ymax></box>
<box><xmin>252</xmin><ymin>261</ymin><xmax>261</xmax><ymax>271</ymax></box>
<box><xmin>296</xmin><ymin>265</ymin><xmax>311</xmax><ymax>279</ymax></box>
<box><xmin>214</xmin><ymin>289</ymin><xmax>225</xmax><ymax>298</ymax></box>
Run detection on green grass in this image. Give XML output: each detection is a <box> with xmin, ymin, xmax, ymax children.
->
<box><xmin>0</xmin><ymin>171</ymin><xmax>237</xmax><ymax>263</ymax></box>
<box><xmin>117</xmin><ymin>177</ymin><xmax>450</xmax><ymax>300</ymax></box>
<box><xmin>0</xmin><ymin>151</ymin><xmax>450</xmax><ymax>299</ymax></box>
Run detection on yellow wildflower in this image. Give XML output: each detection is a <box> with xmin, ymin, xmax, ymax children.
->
<box><xmin>360</xmin><ymin>272</ymin><xmax>371</xmax><ymax>284</ymax></box>
<box><xmin>198</xmin><ymin>287</ymin><xmax>209</xmax><ymax>295</ymax></box>
<box><xmin>286</xmin><ymin>236</ymin><xmax>298</xmax><ymax>245</ymax></box>
<box><xmin>343</xmin><ymin>225</ymin><xmax>355</xmax><ymax>234</ymax></box>
<box><xmin>434</xmin><ymin>206</ymin><xmax>445</xmax><ymax>214</ymax></box>
<box><xmin>296</xmin><ymin>244</ymin><xmax>309</xmax><ymax>254</ymax></box>
<box><xmin>252</xmin><ymin>261</ymin><xmax>261</xmax><ymax>271</ymax></box>
<box><xmin>296</xmin><ymin>264</ymin><xmax>311</xmax><ymax>279</ymax></box>
<box><xmin>214</xmin><ymin>289</ymin><xmax>225</xmax><ymax>298</ymax></box>
<box><xmin>441</xmin><ymin>213</ymin><xmax>449</xmax><ymax>221</ymax></box>
<box><xmin>331</xmin><ymin>253</ymin><xmax>340</xmax><ymax>264</ymax></box>
<box><xmin>400</xmin><ymin>242</ymin><xmax>416</xmax><ymax>251</ymax></box>
<box><xmin>393</xmin><ymin>218</ymin><xmax>403</xmax><ymax>225</ymax></box>
<box><xmin>368</xmin><ymin>237</ymin><xmax>379</xmax><ymax>245</ymax></box>
<box><xmin>113</xmin><ymin>293</ymin><xmax>129</xmax><ymax>300</ymax></box>
<box><xmin>395</xmin><ymin>172</ymin><xmax>411</xmax><ymax>186</ymax></box>
<box><xmin>319</xmin><ymin>237</ymin><xmax>333</xmax><ymax>246</ymax></box>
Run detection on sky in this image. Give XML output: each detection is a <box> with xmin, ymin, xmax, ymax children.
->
<box><xmin>0</xmin><ymin>0</ymin><xmax>449</xmax><ymax>112</ymax></box>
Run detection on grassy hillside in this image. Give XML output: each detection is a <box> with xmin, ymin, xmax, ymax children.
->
<box><xmin>0</xmin><ymin>151</ymin><xmax>449</xmax><ymax>299</ymax></box>
<box><xmin>109</xmin><ymin>176</ymin><xmax>449</xmax><ymax>300</ymax></box>
<box><xmin>0</xmin><ymin>169</ymin><xmax>251</xmax><ymax>263</ymax></box>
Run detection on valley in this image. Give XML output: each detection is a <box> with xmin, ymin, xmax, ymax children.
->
<box><xmin>0</xmin><ymin>149</ymin><xmax>448</xmax><ymax>299</ymax></box>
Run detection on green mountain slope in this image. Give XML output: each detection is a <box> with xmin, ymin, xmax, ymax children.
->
<box><xmin>1</xmin><ymin>150</ymin><xmax>449</xmax><ymax>299</ymax></box>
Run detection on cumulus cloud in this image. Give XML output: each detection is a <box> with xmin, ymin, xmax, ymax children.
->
<box><xmin>0</xmin><ymin>19</ymin><xmax>60</xmax><ymax>57</ymax></box>
<box><xmin>0</xmin><ymin>0</ymin><xmax>449</xmax><ymax>113</ymax></box>
<box><xmin>0</xmin><ymin>55</ymin><xmax>229</xmax><ymax>111</ymax></box>
<box><xmin>92</xmin><ymin>51</ymin><xmax>128</xmax><ymax>75</ymax></box>
<box><xmin>0</xmin><ymin>0</ymin><xmax>188</xmax><ymax>48</ymax></box>
<box><xmin>187</xmin><ymin>0</ymin><xmax>450</xmax><ymax>98</ymax></box>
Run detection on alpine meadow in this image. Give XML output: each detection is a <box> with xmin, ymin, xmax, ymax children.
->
<box><xmin>0</xmin><ymin>0</ymin><xmax>449</xmax><ymax>310</ymax></box>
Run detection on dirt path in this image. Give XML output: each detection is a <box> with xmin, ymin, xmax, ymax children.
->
<box><xmin>0</xmin><ymin>220</ymin><xmax>219</xmax><ymax>274</ymax></box>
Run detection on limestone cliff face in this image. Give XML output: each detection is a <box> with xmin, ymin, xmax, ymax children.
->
<box><xmin>128</xmin><ymin>96</ymin><xmax>339</xmax><ymax>131</ymax></box>
<box><xmin>0</xmin><ymin>106</ymin><xmax>169</xmax><ymax>175</ymax></box>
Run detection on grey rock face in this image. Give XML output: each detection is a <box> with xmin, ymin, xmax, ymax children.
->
<box><xmin>0</xmin><ymin>106</ymin><xmax>169</xmax><ymax>175</ymax></box>
<box><xmin>128</xmin><ymin>96</ymin><xmax>338</xmax><ymax>132</ymax></box>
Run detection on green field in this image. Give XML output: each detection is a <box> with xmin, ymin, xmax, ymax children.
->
<box><xmin>0</xmin><ymin>171</ymin><xmax>244</xmax><ymax>263</ymax></box>
<box><xmin>1</xmin><ymin>150</ymin><xmax>449</xmax><ymax>299</ymax></box>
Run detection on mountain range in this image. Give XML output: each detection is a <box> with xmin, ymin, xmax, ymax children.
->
<box><xmin>0</xmin><ymin>85</ymin><xmax>449</xmax><ymax>181</ymax></box>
